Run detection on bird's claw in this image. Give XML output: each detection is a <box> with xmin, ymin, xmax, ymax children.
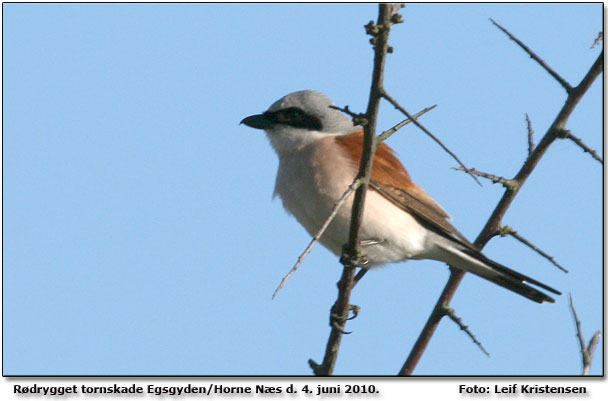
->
<box><xmin>329</xmin><ymin>304</ymin><xmax>360</xmax><ymax>334</ymax></box>
<box><xmin>340</xmin><ymin>245</ymin><xmax>369</xmax><ymax>267</ymax></box>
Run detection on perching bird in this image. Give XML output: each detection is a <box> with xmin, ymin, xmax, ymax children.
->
<box><xmin>241</xmin><ymin>90</ymin><xmax>560</xmax><ymax>303</ymax></box>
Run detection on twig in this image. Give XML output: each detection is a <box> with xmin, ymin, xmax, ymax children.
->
<box><xmin>309</xmin><ymin>262</ymin><xmax>359</xmax><ymax>375</ymax></box>
<box><xmin>311</xmin><ymin>3</ymin><xmax>403</xmax><ymax>376</ymax></box>
<box><xmin>377</xmin><ymin>104</ymin><xmax>437</xmax><ymax>143</ymax></box>
<box><xmin>329</xmin><ymin>105</ymin><xmax>368</xmax><ymax>127</ymax></box>
<box><xmin>272</xmin><ymin>178</ymin><xmax>364</xmax><ymax>299</ymax></box>
<box><xmin>399</xmin><ymin>33</ymin><xmax>602</xmax><ymax>376</ymax></box>
<box><xmin>585</xmin><ymin>333</ymin><xmax>602</xmax><ymax>375</ymax></box>
<box><xmin>525</xmin><ymin>113</ymin><xmax>535</xmax><ymax>156</ymax></box>
<box><xmin>498</xmin><ymin>226</ymin><xmax>568</xmax><ymax>273</ymax></box>
<box><xmin>381</xmin><ymin>90</ymin><xmax>482</xmax><ymax>186</ymax></box>
<box><xmin>443</xmin><ymin>304</ymin><xmax>490</xmax><ymax>357</ymax></box>
<box><xmin>591</xmin><ymin>32</ymin><xmax>602</xmax><ymax>49</ymax></box>
<box><xmin>569</xmin><ymin>294</ymin><xmax>587</xmax><ymax>369</ymax></box>
<box><xmin>329</xmin><ymin>104</ymin><xmax>360</xmax><ymax>119</ymax></box>
<box><xmin>354</xmin><ymin>267</ymin><xmax>368</xmax><ymax>284</ymax></box>
<box><xmin>558</xmin><ymin>130</ymin><xmax>603</xmax><ymax>164</ymax></box>
<box><xmin>490</xmin><ymin>18</ymin><xmax>573</xmax><ymax>93</ymax></box>
<box><xmin>569</xmin><ymin>294</ymin><xmax>601</xmax><ymax>375</ymax></box>
<box><xmin>452</xmin><ymin>167</ymin><xmax>517</xmax><ymax>190</ymax></box>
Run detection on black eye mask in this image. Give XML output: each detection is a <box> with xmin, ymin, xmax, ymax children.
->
<box><xmin>264</xmin><ymin>107</ymin><xmax>323</xmax><ymax>131</ymax></box>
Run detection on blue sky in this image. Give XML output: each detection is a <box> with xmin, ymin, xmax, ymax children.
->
<box><xmin>2</xmin><ymin>3</ymin><xmax>603</xmax><ymax>376</ymax></box>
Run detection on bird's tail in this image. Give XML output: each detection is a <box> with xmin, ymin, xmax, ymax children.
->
<box><xmin>434</xmin><ymin>242</ymin><xmax>561</xmax><ymax>304</ymax></box>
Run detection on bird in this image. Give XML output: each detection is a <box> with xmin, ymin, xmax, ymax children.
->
<box><xmin>241</xmin><ymin>90</ymin><xmax>560</xmax><ymax>303</ymax></box>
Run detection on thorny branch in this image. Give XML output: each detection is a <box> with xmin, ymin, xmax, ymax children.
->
<box><xmin>309</xmin><ymin>3</ymin><xmax>404</xmax><ymax>376</ymax></box>
<box><xmin>569</xmin><ymin>294</ymin><xmax>601</xmax><ymax>375</ymax></box>
<box><xmin>443</xmin><ymin>304</ymin><xmax>490</xmax><ymax>357</ymax></box>
<box><xmin>381</xmin><ymin>90</ymin><xmax>482</xmax><ymax>186</ymax></box>
<box><xmin>525</xmin><ymin>113</ymin><xmax>535</xmax><ymax>156</ymax></box>
<box><xmin>498</xmin><ymin>226</ymin><xmax>568</xmax><ymax>273</ymax></box>
<box><xmin>489</xmin><ymin>18</ymin><xmax>573</xmax><ymax>93</ymax></box>
<box><xmin>302</xmin><ymin>9</ymin><xmax>600</xmax><ymax>376</ymax></box>
<box><xmin>558</xmin><ymin>130</ymin><xmax>603</xmax><ymax>164</ymax></box>
<box><xmin>377</xmin><ymin>105</ymin><xmax>437</xmax><ymax>143</ymax></box>
<box><xmin>591</xmin><ymin>32</ymin><xmax>602</xmax><ymax>49</ymax></box>
<box><xmin>452</xmin><ymin>167</ymin><xmax>517</xmax><ymax>189</ymax></box>
<box><xmin>272</xmin><ymin>178</ymin><xmax>364</xmax><ymax>299</ymax></box>
<box><xmin>329</xmin><ymin>105</ymin><xmax>368</xmax><ymax>127</ymax></box>
<box><xmin>399</xmin><ymin>22</ymin><xmax>602</xmax><ymax>376</ymax></box>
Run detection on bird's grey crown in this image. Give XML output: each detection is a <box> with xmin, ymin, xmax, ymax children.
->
<box><xmin>267</xmin><ymin>90</ymin><xmax>358</xmax><ymax>134</ymax></box>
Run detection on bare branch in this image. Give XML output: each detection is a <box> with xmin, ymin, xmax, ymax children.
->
<box><xmin>591</xmin><ymin>32</ymin><xmax>603</xmax><ymax>49</ymax></box>
<box><xmin>354</xmin><ymin>267</ymin><xmax>368</xmax><ymax>284</ymax></box>
<box><xmin>452</xmin><ymin>167</ymin><xmax>517</xmax><ymax>190</ymax></box>
<box><xmin>569</xmin><ymin>294</ymin><xmax>601</xmax><ymax>375</ymax></box>
<box><xmin>443</xmin><ymin>304</ymin><xmax>490</xmax><ymax>357</ymax></box>
<box><xmin>498</xmin><ymin>226</ymin><xmax>568</xmax><ymax>273</ymax></box>
<box><xmin>329</xmin><ymin>105</ymin><xmax>368</xmax><ymax>127</ymax></box>
<box><xmin>400</xmin><ymin>266</ymin><xmax>464</xmax><ymax>375</ymax></box>
<box><xmin>272</xmin><ymin>178</ymin><xmax>364</xmax><ymax>299</ymax></box>
<box><xmin>377</xmin><ymin>104</ymin><xmax>437</xmax><ymax>143</ymax></box>
<box><xmin>570</xmin><ymin>294</ymin><xmax>588</xmax><ymax>370</ymax></box>
<box><xmin>329</xmin><ymin>104</ymin><xmax>359</xmax><ymax>118</ymax></box>
<box><xmin>490</xmin><ymin>18</ymin><xmax>573</xmax><ymax>93</ymax></box>
<box><xmin>525</xmin><ymin>113</ymin><xmax>535</xmax><ymax>156</ymax></box>
<box><xmin>585</xmin><ymin>332</ymin><xmax>601</xmax><ymax>376</ymax></box>
<box><xmin>381</xmin><ymin>90</ymin><xmax>482</xmax><ymax>186</ymax></box>
<box><xmin>311</xmin><ymin>4</ymin><xmax>403</xmax><ymax>376</ymax></box>
<box><xmin>557</xmin><ymin>129</ymin><xmax>603</xmax><ymax>164</ymax></box>
<box><xmin>400</xmin><ymin>35</ymin><xmax>602</xmax><ymax>377</ymax></box>
<box><xmin>331</xmin><ymin>103</ymin><xmax>437</xmax><ymax>144</ymax></box>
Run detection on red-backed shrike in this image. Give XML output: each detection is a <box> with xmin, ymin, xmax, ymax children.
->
<box><xmin>241</xmin><ymin>90</ymin><xmax>559</xmax><ymax>303</ymax></box>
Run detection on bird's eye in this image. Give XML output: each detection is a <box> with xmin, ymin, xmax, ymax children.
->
<box><xmin>286</xmin><ymin>108</ymin><xmax>302</xmax><ymax>118</ymax></box>
<box><xmin>275</xmin><ymin>107</ymin><xmax>302</xmax><ymax>122</ymax></box>
<box><xmin>264</xmin><ymin>107</ymin><xmax>323</xmax><ymax>131</ymax></box>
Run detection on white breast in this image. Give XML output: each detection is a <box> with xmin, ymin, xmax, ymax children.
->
<box><xmin>273</xmin><ymin>136</ymin><xmax>430</xmax><ymax>266</ymax></box>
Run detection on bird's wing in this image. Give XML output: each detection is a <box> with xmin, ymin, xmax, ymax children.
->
<box><xmin>334</xmin><ymin>131</ymin><xmax>560</xmax><ymax>302</ymax></box>
<box><xmin>369</xmin><ymin>179</ymin><xmax>475</xmax><ymax>248</ymax></box>
<box><xmin>334</xmin><ymin>131</ymin><xmax>476</xmax><ymax>250</ymax></box>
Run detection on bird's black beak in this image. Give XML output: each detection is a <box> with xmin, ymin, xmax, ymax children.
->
<box><xmin>240</xmin><ymin>113</ymin><xmax>276</xmax><ymax>130</ymax></box>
